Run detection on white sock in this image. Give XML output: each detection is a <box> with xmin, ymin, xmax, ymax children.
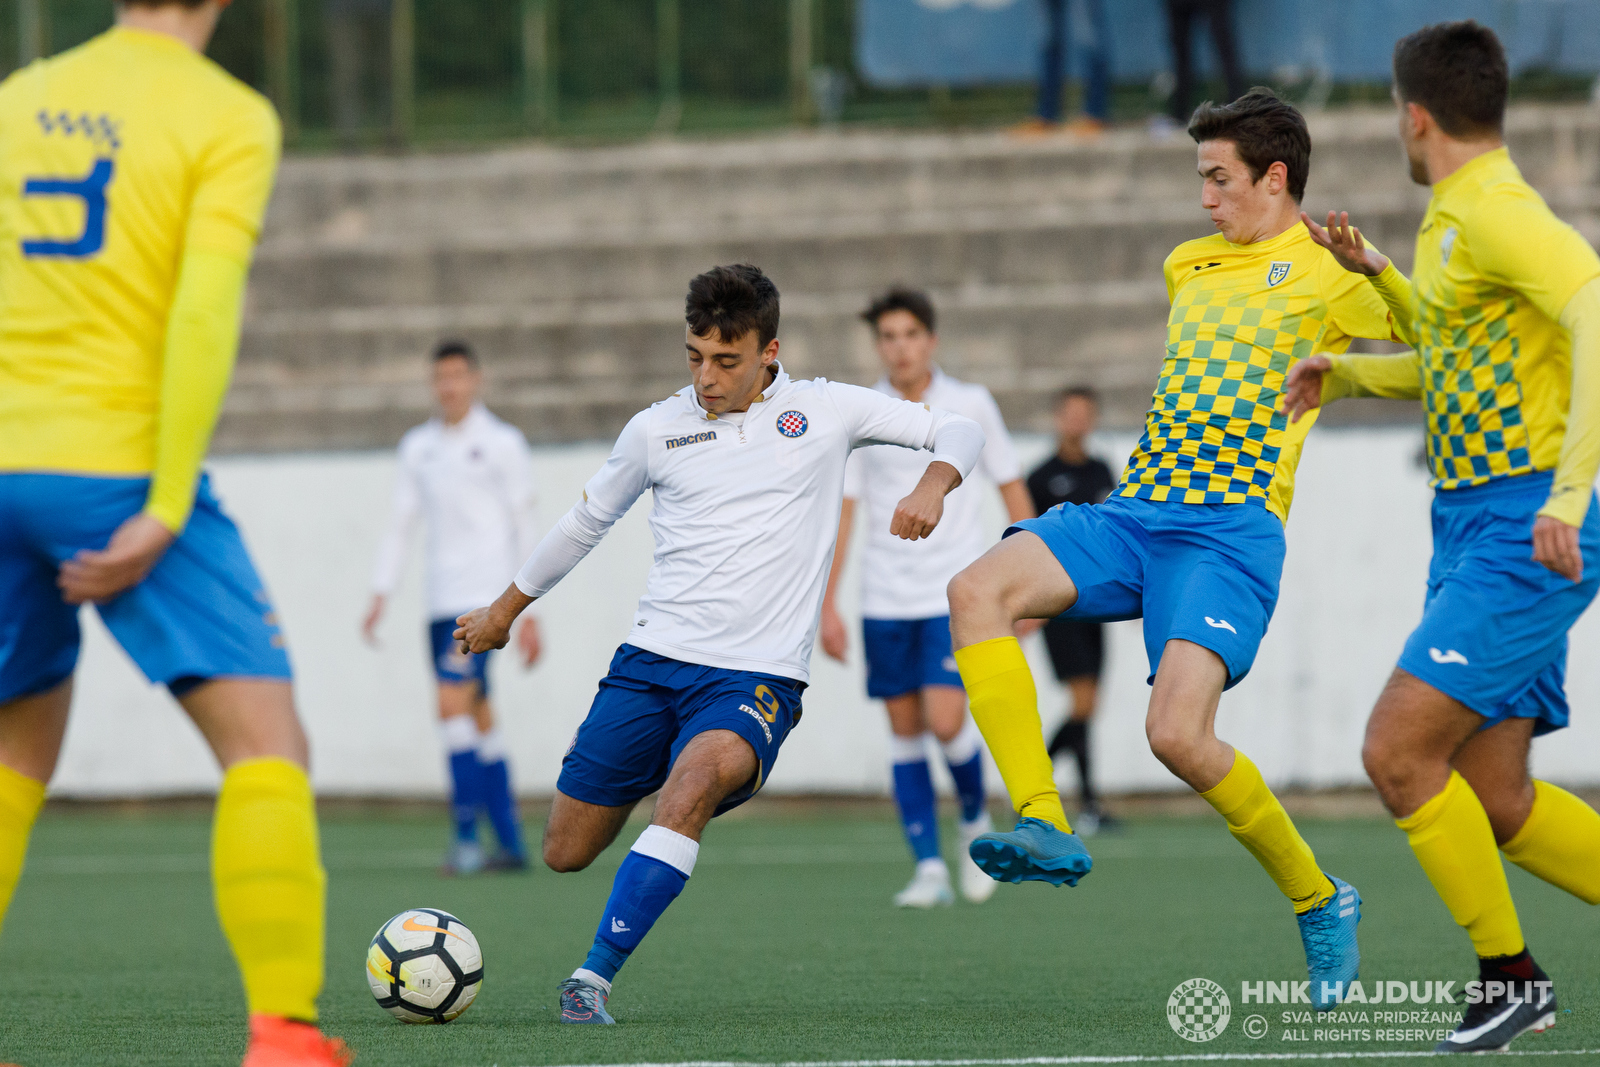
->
<box><xmin>477</xmin><ymin>726</ymin><xmax>508</xmax><ymax>763</ymax></box>
<box><xmin>439</xmin><ymin>715</ymin><xmax>477</xmax><ymax>753</ymax></box>
<box><xmin>942</xmin><ymin>718</ymin><xmax>982</xmax><ymax>765</ymax></box>
<box><xmin>631</xmin><ymin>824</ymin><xmax>700</xmax><ymax>877</ymax></box>
<box><xmin>572</xmin><ymin>967</ymin><xmax>612</xmax><ymax>994</ymax></box>
<box><xmin>889</xmin><ymin>732</ymin><xmax>930</xmax><ymax>765</ymax></box>
<box><xmin>916</xmin><ymin>856</ymin><xmax>950</xmax><ymax>877</ymax></box>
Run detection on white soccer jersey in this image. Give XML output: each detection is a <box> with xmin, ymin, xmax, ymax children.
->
<box><xmin>372</xmin><ymin>404</ymin><xmax>540</xmax><ymax>620</ymax></box>
<box><xmin>842</xmin><ymin>369</ymin><xmax>1023</xmax><ymax>620</ymax></box>
<box><xmin>514</xmin><ymin>365</ymin><xmax>986</xmax><ymax>683</ymax></box>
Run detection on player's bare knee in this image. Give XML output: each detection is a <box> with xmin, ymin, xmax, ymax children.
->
<box><xmin>540</xmin><ymin>828</ymin><xmax>595</xmax><ymax>873</ymax></box>
<box><xmin>1145</xmin><ymin>718</ymin><xmax>1201</xmax><ymax>778</ymax></box>
<box><xmin>945</xmin><ymin>565</ymin><xmax>989</xmax><ymax>624</ymax></box>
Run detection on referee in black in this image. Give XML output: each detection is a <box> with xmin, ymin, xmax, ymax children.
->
<box><xmin>1025</xmin><ymin>386</ymin><xmax>1117</xmax><ymax>833</ymax></box>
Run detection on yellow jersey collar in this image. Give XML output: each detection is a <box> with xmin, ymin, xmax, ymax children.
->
<box><xmin>109</xmin><ymin>25</ymin><xmax>200</xmax><ymax>57</ymax></box>
<box><xmin>1224</xmin><ymin>220</ymin><xmax>1305</xmax><ymax>256</ymax></box>
<box><xmin>1431</xmin><ymin>145</ymin><xmax>1513</xmax><ymax>201</ymax></box>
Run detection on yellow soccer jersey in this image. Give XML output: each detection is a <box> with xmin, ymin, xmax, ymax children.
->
<box><xmin>1116</xmin><ymin>223</ymin><xmax>1406</xmax><ymax>521</ymax></box>
<box><xmin>0</xmin><ymin>27</ymin><xmax>280</xmax><ymax>527</ymax></box>
<box><xmin>1408</xmin><ymin>148</ymin><xmax>1600</xmax><ymax>491</ymax></box>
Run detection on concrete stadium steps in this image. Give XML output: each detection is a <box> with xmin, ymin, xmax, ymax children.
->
<box><xmin>225</xmin><ymin>106</ymin><xmax>1600</xmax><ymax>452</ymax></box>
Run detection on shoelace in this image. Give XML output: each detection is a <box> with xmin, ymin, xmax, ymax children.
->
<box><xmin>561</xmin><ymin>980</ymin><xmax>606</xmax><ymax>1012</ymax></box>
<box><xmin>1299</xmin><ymin>900</ymin><xmax>1347</xmax><ymax>974</ymax></box>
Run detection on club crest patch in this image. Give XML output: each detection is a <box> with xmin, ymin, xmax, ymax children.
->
<box><xmin>1440</xmin><ymin>227</ymin><xmax>1458</xmax><ymax>265</ymax></box>
<box><xmin>1266</xmin><ymin>261</ymin><xmax>1291</xmax><ymax>286</ymax></box>
<box><xmin>777</xmin><ymin>410</ymin><xmax>808</xmax><ymax>437</ymax></box>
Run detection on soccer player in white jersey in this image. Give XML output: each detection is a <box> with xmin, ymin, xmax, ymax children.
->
<box><xmin>364</xmin><ymin>341</ymin><xmax>543</xmax><ymax>874</ymax></box>
<box><xmin>455</xmin><ymin>264</ymin><xmax>986</xmax><ymax>1023</ymax></box>
<box><xmin>820</xmin><ymin>287</ymin><xmax>1033</xmax><ymax>908</ymax></box>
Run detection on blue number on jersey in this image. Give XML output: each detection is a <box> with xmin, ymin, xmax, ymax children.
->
<box><xmin>21</xmin><ymin>156</ymin><xmax>113</xmax><ymax>259</ymax></box>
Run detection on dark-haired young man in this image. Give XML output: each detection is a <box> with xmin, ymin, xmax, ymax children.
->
<box><xmin>1283</xmin><ymin>21</ymin><xmax>1600</xmax><ymax>1052</ymax></box>
<box><xmin>945</xmin><ymin>89</ymin><xmax>1410</xmax><ymax>1007</ymax></box>
<box><xmin>0</xmin><ymin>2</ymin><xmax>347</xmax><ymax>1065</ymax></box>
<box><xmin>1026</xmin><ymin>387</ymin><xmax>1117</xmax><ymax>830</ymax></box>
<box><xmin>457</xmin><ymin>264</ymin><xmax>986</xmax><ymax>1022</ymax></box>
<box><xmin>820</xmin><ymin>287</ymin><xmax>1032</xmax><ymax>908</ymax></box>
<box><xmin>364</xmin><ymin>340</ymin><xmax>542</xmax><ymax>875</ymax></box>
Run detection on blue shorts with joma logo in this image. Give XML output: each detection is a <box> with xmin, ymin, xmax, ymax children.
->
<box><xmin>558</xmin><ymin>644</ymin><xmax>804</xmax><ymax>815</ymax></box>
<box><xmin>1010</xmin><ymin>495</ymin><xmax>1285</xmax><ymax>689</ymax></box>
<box><xmin>0</xmin><ymin>472</ymin><xmax>292</xmax><ymax>704</ymax></box>
<box><xmin>1399</xmin><ymin>470</ymin><xmax>1600</xmax><ymax>735</ymax></box>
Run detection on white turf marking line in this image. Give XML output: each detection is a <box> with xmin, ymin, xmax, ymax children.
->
<box><xmin>506</xmin><ymin>1053</ymin><xmax>1600</xmax><ymax>1067</ymax></box>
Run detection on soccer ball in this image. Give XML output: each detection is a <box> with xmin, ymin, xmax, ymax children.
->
<box><xmin>365</xmin><ymin>908</ymin><xmax>484</xmax><ymax>1023</ymax></box>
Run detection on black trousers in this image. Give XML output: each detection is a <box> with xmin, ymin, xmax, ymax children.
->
<box><xmin>1164</xmin><ymin>0</ymin><xmax>1245</xmax><ymax>122</ymax></box>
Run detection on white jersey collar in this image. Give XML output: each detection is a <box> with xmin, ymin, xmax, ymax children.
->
<box><xmin>874</xmin><ymin>365</ymin><xmax>944</xmax><ymax>402</ymax></box>
<box><xmin>691</xmin><ymin>362</ymin><xmax>792</xmax><ymax>421</ymax></box>
<box><xmin>433</xmin><ymin>402</ymin><xmax>491</xmax><ymax>436</ymax></box>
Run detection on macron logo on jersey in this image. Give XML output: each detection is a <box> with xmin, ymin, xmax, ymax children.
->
<box><xmin>1429</xmin><ymin>647</ymin><xmax>1469</xmax><ymax>666</ymax></box>
<box><xmin>666</xmin><ymin>431</ymin><xmax>717</xmax><ymax>450</ymax></box>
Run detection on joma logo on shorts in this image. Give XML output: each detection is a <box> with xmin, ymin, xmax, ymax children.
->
<box><xmin>666</xmin><ymin>431</ymin><xmax>717</xmax><ymax>450</ymax></box>
<box><xmin>740</xmin><ymin>704</ymin><xmax>773</xmax><ymax>744</ymax></box>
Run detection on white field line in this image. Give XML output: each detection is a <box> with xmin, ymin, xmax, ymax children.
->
<box><xmin>499</xmin><ymin>1053</ymin><xmax>1600</xmax><ymax>1067</ymax></box>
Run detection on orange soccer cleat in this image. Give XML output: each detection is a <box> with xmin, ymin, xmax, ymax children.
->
<box><xmin>240</xmin><ymin>1015</ymin><xmax>353</xmax><ymax>1067</ymax></box>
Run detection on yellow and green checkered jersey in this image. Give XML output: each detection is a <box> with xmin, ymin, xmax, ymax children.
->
<box><xmin>0</xmin><ymin>27</ymin><xmax>279</xmax><ymax>528</ymax></box>
<box><xmin>1117</xmin><ymin>224</ymin><xmax>1404</xmax><ymax>521</ymax></box>
<box><xmin>1410</xmin><ymin>148</ymin><xmax>1600</xmax><ymax>489</ymax></box>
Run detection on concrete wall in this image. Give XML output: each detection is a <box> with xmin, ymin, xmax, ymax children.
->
<box><xmin>224</xmin><ymin>107</ymin><xmax>1600</xmax><ymax>453</ymax></box>
<box><xmin>50</xmin><ymin>430</ymin><xmax>1600</xmax><ymax>799</ymax></box>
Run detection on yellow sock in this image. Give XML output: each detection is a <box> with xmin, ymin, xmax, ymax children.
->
<box><xmin>0</xmin><ymin>763</ymin><xmax>46</xmax><ymax>940</ymax></box>
<box><xmin>213</xmin><ymin>758</ymin><xmax>326</xmax><ymax>1021</ymax></box>
<box><xmin>1200</xmin><ymin>750</ymin><xmax>1333</xmax><ymax>912</ymax></box>
<box><xmin>1501</xmin><ymin>780</ymin><xmax>1600</xmax><ymax>905</ymax></box>
<box><xmin>953</xmin><ymin>636</ymin><xmax>1069</xmax><ymax>832</ymax></box>
<box><xmin>1397</xmin><ymin>771</ymin><xmax>1523</xmax><ymax>958</ymax></box>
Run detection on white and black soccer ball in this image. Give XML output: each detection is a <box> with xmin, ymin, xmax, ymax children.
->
<box><xmin>365</xmin><ymin>908</ymin><xmax>484</xmax><ymax>1023</ymax></box>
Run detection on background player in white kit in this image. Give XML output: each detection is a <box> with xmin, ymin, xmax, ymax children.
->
<box><xmin>454</xmin><ymin>264</ymin><xmax>985</xmax><ymax>1023</ymax></box>
<box><xmin>363</xmin><ymin>340</ymin><xmax>543</xmax><ymax>874</ymax></box>
<box><xmin>820</xmin><ymin>288</ymin><xmax>1032</xmax><ymax>908</ymax></box>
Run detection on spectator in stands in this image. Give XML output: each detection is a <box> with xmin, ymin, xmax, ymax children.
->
<box><xmin>325</xmin><ymin>0</ymin><xmax>392</xmax><ymax>146</ymax></box>
<box><xmin>1022</xmin><ymin>0</ymin><xmax>1111</xmax><ymax>135</ymax></box>
<box><xmin>1163</xmin><ymin>0</ymin><xmax>1245</xmax><ymax>124</ymax></box>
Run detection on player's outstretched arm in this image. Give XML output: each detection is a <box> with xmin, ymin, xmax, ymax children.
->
<box><xmin>1301</xmin><ymin>211</ymin><xmax>1389</xmax><ymax>277</ymax></box>
<box><xmin>456</xmin><ymin>584</ymin><xmax>536</xmax><ymax>655</ymax></box>
<box><xmin>891</xmin><ymin>461</ymin><xmax>962</xmax><ymax>541</ymax></box>
<box><xmin>1280</xmin><ymin>356</ymin><xmax>1334</xmax><ymax>424</ymax></box>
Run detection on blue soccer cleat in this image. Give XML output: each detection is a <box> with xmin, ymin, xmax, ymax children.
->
<box><xmin>558</xmin><ymin>977</ymin><xmax>615</xmax><ymax>1024</ymax></box>
<box><xmin>1299</xmin><ymin>875</ymin><xmax>1361</xmax><ymax>1011</ymax></box>
<box><xmin>967</xmin><ymin>816</ymin><xmax>1093</xmax><ymax>886</ymax></box>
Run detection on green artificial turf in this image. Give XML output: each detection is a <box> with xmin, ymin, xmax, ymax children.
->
<box><xmin>3</xmin><ymin>804</ymin><xmax>1597</xmax><ymax>1066</ymax></box>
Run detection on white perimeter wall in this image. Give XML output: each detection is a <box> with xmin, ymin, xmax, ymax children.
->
<box><xmin>50</xmin><ymin>428</ymin><xmax>1600</xmax><ymax>798</ymax></box>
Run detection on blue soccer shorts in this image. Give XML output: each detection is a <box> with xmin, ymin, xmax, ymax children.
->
<box><xmin>1010</xmin><ymin>495</ymin><xmax>1285</xmax><ymax>689</ymax></box>
<box><xmin>429</xmin><ymin>617</ymin><xmax>492</xmax><ymax>695</ymax></box>
<box><xmin>1399</xmin><ymin>471</ymin><xmax>1600</xmax><ymax>735</ymax></box>
<box><xmin>559</xmin><ymin>644</ymin><xmax>805</xmax><ymax>815</ymax></box>
<box><xmin>0</xmin><ymin>472</ymin><xmax>292</xmax><ymax>704</ymax></box>
<box><xmin>861</xmin><ymin>615</ymin><xmax>963</xmax><ymax>699</ymax></box>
